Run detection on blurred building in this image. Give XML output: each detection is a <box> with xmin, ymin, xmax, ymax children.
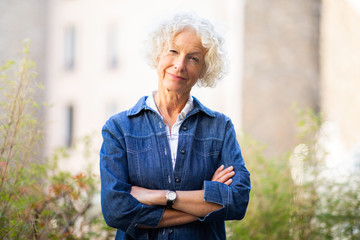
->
<box><xmin>0</xmin><ymin>0</ymin><xmax>47</xmax><ymax>117</ymax></box>
<box><xmin>320</xmin><ymin>0</ymin><xmax>360</xmax><ymax>174</ymax></box>
<box><xmin>243</xmin><ymin>0</ymin><xmax>321</xmax><ymax>157</ymax></box>
<box><xmin>44</xmin><ymin>0</ymin><xmax>244</xmax><ymax>172</ymax></box>
<box><xmin>243</xmin><ymin>0</ymin><xmax>360</xmax><ymax>171</ymax></box>
<box><xmin>0</xmin><ymin>0</ymin><xmax>47</xmax><ymax>76</ymax></box>
<box><xmin>0</xmin><ymin>0</ymin><xmax>47</xmax><ymax>159</ymax></box>
<box><xmin>1</xmin><ymin>0</ymin><xmax>359</xmax><ymax>173</ymax></box>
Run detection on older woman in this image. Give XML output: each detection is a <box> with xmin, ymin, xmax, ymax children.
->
<box><xmin>100</xmin><ymin>14</ymin><xmax>251</xmax><ymax>240</ymax></box>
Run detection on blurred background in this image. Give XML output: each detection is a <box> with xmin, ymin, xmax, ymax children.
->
<box><xmin>1</xmin><ymin>0</ymin><xmax>360</xmax><ymax>172</ymax></box>
<box><xmin>1</xmin><ymin>0</ymin><xmax>360</xmax><ymax>239</ymax></box>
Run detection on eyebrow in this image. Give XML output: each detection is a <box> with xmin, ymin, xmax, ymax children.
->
<box><xmin>188</xmin><ymin>52</ymin><xmax>203</xmax><ymax>56</ymax></box>
<box><xmin>171</xmin><ymin>43</ymin><xmax>205</xmax><ymax>56</ymax></box>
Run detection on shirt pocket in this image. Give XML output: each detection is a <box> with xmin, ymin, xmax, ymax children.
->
<box><xmin>189</xmin><ymin>138</ymin><xmax>222</xmax><ymax>185</ymax></box>
<box><xmin>125</xmin><ymin>136</ymin><xmax>162</xmax><ymax>188</ymax></box>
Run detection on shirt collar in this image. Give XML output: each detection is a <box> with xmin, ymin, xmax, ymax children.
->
<box><xmin>127</xmin><ymin>94</ymin><xmax>215</xmax><ymax>118</ymax></box>
<box><xmin>145</xmin><ymin>91</ymin><xmax>194</xmax><ymax>121</ymax></box>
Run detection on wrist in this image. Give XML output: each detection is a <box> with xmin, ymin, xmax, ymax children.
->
<box><xmin>166</xmin><ymin>190</ymin><xmax>177</xmax><ymax>208</ymax></box>
<box><xmin>150</xmin><ymin>190</ymin><xmax>168</xmax><ymax>206</ymax></box>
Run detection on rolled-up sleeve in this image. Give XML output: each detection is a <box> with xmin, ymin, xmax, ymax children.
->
<box><xmin>199</xmin><ymin>120</ymin><xmax>251</xmax><ymax>222</ymax></box>
<box><xmin>100</xmin><ymin>120</ymin><xmax>165</xmax><ymax>237</ymax></box>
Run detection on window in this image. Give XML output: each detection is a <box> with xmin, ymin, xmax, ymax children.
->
<box><xmin>64</xmin><ymin>26</ymin><xmax>75</xmax><ymax>70</ymax></box>
<box><xmin>107</xmin><ymin>24</ymin><xmax>118</xmax><ymax>69</ymax></box>
<box><xmin>66</xmin><ymin>105</ymin><xmax>74</xmax><ymax>147</ymax></box>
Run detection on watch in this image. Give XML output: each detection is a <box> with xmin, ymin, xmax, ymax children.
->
<box><xmin>166</xmin><ymin>190</ymin><xmax>177</xmax><ymax>208</ymax></box>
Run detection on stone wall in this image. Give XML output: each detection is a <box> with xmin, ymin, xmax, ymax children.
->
<box><xmin>242</xmin><ymin>0</ymin><xmax>321</xmax><ymax>156</ymax></box>
<box><xmin>321</xmin><ymin>0</ymin><xmax>360</xmax><ymax>148</ymax></box>
<box><xmin>320</xmin><ymin>0</ymin><xmax>360</xmax><ymax>171</ymax></box>
<box><xmin>0</xmin><ymin>0</ymin><xmax>47</xmax><ymax>159</ymax></box>
<box><xmin>0</xmin><ymin>0</ymin><xmax>47</xmax><ymax>74</ymax></box>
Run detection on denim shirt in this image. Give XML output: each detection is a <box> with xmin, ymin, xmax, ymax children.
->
<box><xmin>100</xmin><ymin>96</ymin><xmax>251</xmax><ymax>240</ymax></box>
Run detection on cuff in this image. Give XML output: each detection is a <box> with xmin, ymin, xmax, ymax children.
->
<box><xmin>126</xmin><ymin>204</ymin><xmax>165</xmax><ymax>237</ymax></box>
<box><xmin>199</xmin><ymin>181</ymin><xmax>229</xmax><ymax>222</ymax></box>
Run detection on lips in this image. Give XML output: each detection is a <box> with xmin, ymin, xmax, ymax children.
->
<box><xmin>167</xmin><ymin>72</ymin><xmax>186</xmax><ymax>80</ymax></box>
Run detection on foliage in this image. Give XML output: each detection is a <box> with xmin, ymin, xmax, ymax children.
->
<box><xmin>0</xmin><ymin>41</ymin><xmax>115</xmax><ymax>239</ymax></box>
<box><xmin>227</xmin><ymin>107</ymin><xmax>360</xmax><ymax>239</ymax></box>
<box><xmin>226</xmin><ymin>134</ymin><xmax>294</xmax><ymax>240</ymax></box>
<box><xmin>1</xmin><ymin>41</ymin><xmax>358</xmax><ymax>239</ymax></box>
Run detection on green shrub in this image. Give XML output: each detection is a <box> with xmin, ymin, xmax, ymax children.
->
<box><xmin>227</xmin><ymin>108</ymin><xmax>360</xmax><ymax>239</ymax></box>
<box><xmin>0</xmin><ymin>41</ymin><xmax>115</xmax><ymax>239</ymax></box>
<box><xmin>1</xmin><ymin>41</ymin><xmax>358</xmax><ymax>239</ymax></box>
<box><xmin>226</xmin><ymin>134</ymin><xmax>293</xmax><ymax>240</ymax></box>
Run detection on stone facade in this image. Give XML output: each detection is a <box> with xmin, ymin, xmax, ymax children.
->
<box><xmin>0</xmin><ymin>0</ymin><xmax>47</xmax><ymax>89</ymax></box>
<box><xmin>44</xmin><ymin>0</ymin><xmax>245</xmax><ymax>173</ymax></box>
<box><xmin>320</xmin><ymin>0</ymin><xmax>360</xmax><ymax>172</ymax></box>
<box><xmin>0</xmin><ymin>0</ymin><xmax>47</xmax><ymax>159</ymax></box>
<box><xmin>242</xmin><ymin>0</ymin><xmax>321</xmax><ymax>156</ymax></box>
<box><xmin>2</xmin><ymin>0</ymin><xmax>359</xmax><ymax>171</ymax></box>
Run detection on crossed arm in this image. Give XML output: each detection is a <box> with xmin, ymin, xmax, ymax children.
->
<box><xmin>130</xmin><ymin>165</ymin><xmax>235</xmax><ymax>228</ymax></box>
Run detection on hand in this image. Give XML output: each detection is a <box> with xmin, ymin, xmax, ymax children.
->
<box><xmin>211</xmin><ymin>165</ymin><xmax>235</xmax><ymax>186</ymax></box>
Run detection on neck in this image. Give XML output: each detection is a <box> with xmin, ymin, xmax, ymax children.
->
<box><xmin>154</xmin><ymin>89</ymin><xmax>190</xmax><ymax>126</ymax></box>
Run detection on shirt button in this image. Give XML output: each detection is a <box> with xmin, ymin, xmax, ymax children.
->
<box><xmin>175</xmin><ymin>177</ymin><xmax>181</xmax><ymax>183</ymax></box>
<box><xmin>182</xmin><ymin>126</ymin><xmax>188</xmax><ymax>131</ymax></box>
<box><xmin>180</xmin><ymin>149</ymin><xmax>186</xmax><ymax>154</ymax></box>
<box><xmin>169</xmin><ymin>229</ymin><xmax>174</xmax><ymax>234</ymax></box>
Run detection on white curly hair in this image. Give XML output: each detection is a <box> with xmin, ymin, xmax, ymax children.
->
<box><xmin>147</xmin><ymin>13</ymin><xmax>228</xmax><ymax>87</ymax></box>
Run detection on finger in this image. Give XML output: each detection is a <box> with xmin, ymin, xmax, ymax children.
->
<box><xmin>214</xmin><ymin>165</ymin><xmax>225</xmax><ymax>176</ymax></box>
<box><xmin>216</xmin><ymin>166</ymin><xmax>234</xmax><ymax>179</ymax></box>
<box><xmin>212</xmin><ymin>166</ymin><xmax>234</xmax><ymax>182</ymax></box>
<box><xmin>218</xmin><ymin>171</ymin><xmax>235</xmax><ymax>183</ymax></box>
<box><xmin>224</xmin><ymin>166</ymin><xmax>234</xmax><ymax>172</ymax></box>
<box><xmin>224</xmin><ymin>179</ymin><xmax>233</xmax><ymax>186</ymax></box>
<box><xmin>211</xmin><ymin>165</ymin><xmax>224</xmax><ymax>181</ymax></box>
<box><xmin>222</xmin><ymin>166</ymin><xmax>234</xmax><ymax>173</ymax></box>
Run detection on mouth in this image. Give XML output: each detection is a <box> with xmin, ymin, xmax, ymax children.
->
<box><xmin>167</xmin><ymin>72</ymin><xmax>187</xmax><ymax>80</ymax></box>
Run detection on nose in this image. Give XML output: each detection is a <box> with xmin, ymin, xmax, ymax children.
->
<box><xmin>174</xmin><ymin>56</ymin><xmax>185</xmax><ymax>72</ymax></box>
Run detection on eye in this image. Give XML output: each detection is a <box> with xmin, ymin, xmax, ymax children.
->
<box><xmin>189</xmin><ymin>56</ymin><xmax>200</xmax><ymax>63</ymax></box>
<box><xmin>169</xmin><ymin>49</ymin><xmax>178</xmax><ymax>54</ymax></box>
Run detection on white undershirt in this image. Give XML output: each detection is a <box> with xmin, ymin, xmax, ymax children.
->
<box><xmin>146</xmin><ymin>92</ymin><xmax>194</xmax><ymax>169</ymax></box>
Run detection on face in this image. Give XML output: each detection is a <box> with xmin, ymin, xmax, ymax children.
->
<box><xmin>157</xmin><ymin>28</ymin><xmax>207</xmax><ymax>95</ymax></box>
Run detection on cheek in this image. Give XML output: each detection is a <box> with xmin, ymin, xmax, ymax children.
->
<box><xmin>157</xmin><ymin>57</ymin><xmax>167</xmax><ymax>71</ymax></box>
<box><xmin>191</xmin><ymin>66</ymin><xmax>204</xmax><ymax>79</ymax></box>
<box><xmin>156</xmin><ymin>64</ymin><xmax>162</xmax><ymax>73</ymax></box>
<box><xmin>156</xmin><ymin>61</ymin><xmax>167</xmax><ymax>79</ymax></box>
<box><xmin>156</xmin><ymin>59</ymin><xmax>164</xmax><ymax>72</ymax></box>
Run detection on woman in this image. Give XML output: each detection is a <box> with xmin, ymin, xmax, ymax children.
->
<box><xmin>100</xmin><ymin>14</ymin><xmax>251</xmax><ymax>240</ymax></box>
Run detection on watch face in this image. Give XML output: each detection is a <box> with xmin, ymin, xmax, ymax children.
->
<box><xmin>168</xmin><ymin>191</ymin><xmax>176</xmax><ymax>201</ymax></box>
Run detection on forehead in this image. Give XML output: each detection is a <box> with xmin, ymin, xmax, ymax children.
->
<box><xmin>169</xmin><ymin>28</ymin><xmax>206</xmax><ymax>53</ymax></box>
